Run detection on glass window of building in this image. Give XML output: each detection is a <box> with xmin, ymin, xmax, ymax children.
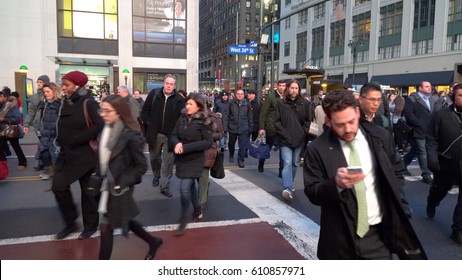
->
<box><xmin>333</xmin><ymin>0</ymin><xmax>345</xmax><ymax>11</ymax></box>
<box><xmin>284</xmin><ymin>41</ymin><xmax>290</xmax><ymax>56</ymax></box>
<box><xmin>57</xmin><ymin>0</ymin><xmax>118</xmax><ymax>54</ymax></box>
<box><xmin>246</xmin><ymin>1</ymin><xmax>251</xmax><ymax>8</ymax></box>
<box><xmin>298</xmin><ymin>9</ymin><xmax>308</xmax><ymax>26</ymax></box>
<box><xmin>313</xmin><ymin>2</ymin><xmax>325</xmax><ymax>19</ymax></box>
<box><xmin>379</xmin><ymin>2</ymin><xmax>403</xmax><ymax>37</ymax></box>
<box><xmin>330</xmin><ymin>20</ymin><xmax>345</xmax><ymax>47</ymax></box>
<box><xmin>285</xmin><ymin>17</ymin><xmax>291</xmax><ymax>29</ymax></box>
<box><xmin>412</xmin><ymin>0</ymin><xmax>435</xmax><ymax>55</ymax></box>
<box><xmin>355</xmin><ymin>0</ymin><xmax>371</xmax><ymax>5</ymax></box>
<box><xmin>132</xmin><ymin>0</ymin><xmax>187</xmax><ymax>58</ymax></box>
<box><xmin>312</xmin><ymin>26</ymin><xmax>325</xmax><ymax>51</ymax></box>
<box><xmin>285</xmin><ymin>0</ymin><xmax>291</xmax><ymax>6</ymax></box>
<box><xmin>449</xmin><ymin>0</ymin><xmax>462</xmax><ymax>21</ymax></box>
<box><xmin>296</xmin><ymin>32</ymin><xmax>307</xmax><ymax>55</ymax></box>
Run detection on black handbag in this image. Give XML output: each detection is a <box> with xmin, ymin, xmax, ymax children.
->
<box><xmin>210</xmin><ymin>150</ymin><xmax>225</xmax><ymax>179</ymax></box>
<box><xmin>394</xmin><ymin>118</ymin><xmax>413</xmax><ymax>145</ymax></box>
<box><xmin>0</xmin><ymin>123</ymin><xmax>21</xmax><ymax>139</ymax></box>
<box><xmin>86</xmin><ymin>172</ymin><xmax>104</xmax><ymax>196</ymax></box>
<box><xmin>249</xmin><ymin>136</ymin><xmax>270</xmax><ymax>160</ymax></box>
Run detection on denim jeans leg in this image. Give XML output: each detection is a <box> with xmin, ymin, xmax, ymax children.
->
<box><xmin>292</xmin><ymin>146</ymin><xmax>302</xmax><ymax>180</ymax></box>
<box><xmin>414</xmin><ymin>138</ymin><xmax>430</xmax><ymax>177</ymax></box>
<box><xmin>237</xmin><ymin>133</ymin><xmax>249</xmax><ymax>164</ymax></box>
<box><xmin>179</xmin><ymin>178</ymin><xmax>194</xmax><ymax>220</ymax></box>
<box><xmin>280</xmin><ymin>146</ymin><xmax>293</xmax><ymax>191</ymax></box>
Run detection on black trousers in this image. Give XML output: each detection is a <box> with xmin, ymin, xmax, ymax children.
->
<box><xmin>428</xmin><ymin>182</ymin><xmax>462</xmax><ymax>232</ymax></box>
<box><xmin>52</xmin><ymin>169</ymin><xmax>99</xmax><ymax>231</ymax></box>
<box><xmin>354</xmin><ymin>224</ymin><xmax>392</xmax><ymax>260</ymax></box>
<box><xmin>0</xmin><ymin>138</ymin><xmax>27</xmax><ymax>166</ymax></box>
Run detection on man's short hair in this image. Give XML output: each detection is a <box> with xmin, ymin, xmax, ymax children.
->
<box><xmin>248</xmin><ymin>90</ymin><xmax>256</xmax><ymax>95</ymax></box>
<box><xmin>451</xmin><ymin>84</ymin><xmax>462</xmax><ymax>102</ymax></box>
<box><xmin>117</xmin><ymin>85</ymin><xmax>130</xmax><ymax>95</ymax></box>
<box><xmin>322</xmin><ymin>89</ymin><xmax>357</xmax><ymax>118</ymax></box>
<box><xmin>277</xmin><ymin>79</ymin><xmax>286</xmax><ymax>85</ymax></box>
<box><xmin>164</xmin><ymin>74</ymin><xmax>176</xmax><ymax>83</ymax></box>
<box><xmin>360</xmin><ymin>82</ymin><xmax>382</xmax><ymax>97</ymax></box>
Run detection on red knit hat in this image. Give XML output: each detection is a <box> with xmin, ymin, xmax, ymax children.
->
<box><xmin>62</xmin><ymin>71</ymin><xmax>88</xmax><ymax>87</ymax></box>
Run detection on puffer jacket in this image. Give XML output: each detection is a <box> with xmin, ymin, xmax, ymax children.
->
<box><xmin>38</xmin><ymin>99</ymin><xmax>60</xmax><ymax>142</ymax></box>
<box><xmin>223</xmin><ymin>98</ymin><xmax>252</xmax><ymax>134</ymax></box>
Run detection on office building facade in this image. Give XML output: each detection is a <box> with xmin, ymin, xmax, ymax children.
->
<box><xmin>279</xmin><ymin>0</ymin><xmax>462</xmax><ymax>94</ymax></box>
<box><xmin>0</xmin><ymin>0</ymin><xmax>199</xmax><ymax>99</ymax></box>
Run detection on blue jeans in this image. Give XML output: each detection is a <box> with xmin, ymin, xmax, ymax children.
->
<box><xmin>280</xmin><ymin>145</ymin><xmax>301</xmax><ymax>191</ymax></box>
<box><xmin>219</xmin><ymin>132</ymin><xmax>229</xmax><ymax>149</ymax></box>
<box><xmin>178</xmin><ymin>178</ymin><xmax>200</xmax><ymax>221</ymax></box>
<box><xmin>404</xmin><ymin>137</ymin><xmax>431</xmax><ymax>177</ymax></box>
<box><xmin>228</xmin><ymin>133</ymin><xmax>250</xmax><ymax>165</ymax></box>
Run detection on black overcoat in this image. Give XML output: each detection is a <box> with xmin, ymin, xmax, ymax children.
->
<box><xmin>303</xmin><ymin>119</ymin><xmax>427</xmax><ymax>259</ymax></box>
<box><xmin>52</xmin><ymin>92</ymin><xmax>103</xmax><ymax>189</ymax></box>
<box><xmin>426</xmin><ymin>105</ymin><xmax>462</xmax><ymax>186</ymax></box>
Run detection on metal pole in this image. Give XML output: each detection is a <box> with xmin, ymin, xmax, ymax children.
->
<box><xmin>352</xmin><ymin>46</ymin><xmax>356</xmax><ymax>87</ymax></box>
<box><xmin>22</xmin><ymin>74</ymin><xmax>28</xmax><ymax>117</ymax></box>
<box><xmin>235</xmin><ymin>11</ymin><xmax>239</xmax><ymax>91</ymax></box>
<box><xmin>257</xmin><ymin>0</ymin><xmax>264</xmax><ymax>102</ymax></box>
<box><xmin>270</xmin><ymin>22</ymin><xmax>274</xmax><ymax>96</ymax></box>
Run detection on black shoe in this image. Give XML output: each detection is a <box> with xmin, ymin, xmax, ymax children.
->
<box><xmin>161</xmin><ymin>189</ymin><xmax>172</xmax><ymax>197</ymax></box>
<box><xmin>245</xmin><ymin>152</ymin><xmax>248</xmax><ymax>158</ymax></box>
<box><xmin>402</xmin><ymin>169</ymin><xmax>412</xmax><ymax>176</ymax></box>
<box><xmin>229</xmin><ymin>156</ymin><xmax>234</xmax><ymax>163</ymax></box>
<box><xmin>33</xmin><ymin>165</ymin><xmax>44</xmax><ymax>171</ymax></box>
<box><xmin>238</xmin><ymin>162</ymin><xmax>244</xmax><ymax>168</ymax></box>
<box><xmin>450</xmin><ymin>231</ymin><xmax>462</xmax><ymax>246</ymax></box>
<box><xmin>56</xmin><ymin>224</ymin><xmax>77</xmax><ymax>240</ymax></box>
<box><xmin>426</xmin><ymin>203</ymin><xmax>436</xmax><ymax>218</ymax></box>
<box><xmin>78</xmin><ymin>230</ymin><xmax>96</xmax><ymax>240</ymax></box>
<box><xmin>258</xmin><ymin>164</ymin><xmax>264</xmax><ymax>173</ymax></box>
<box><xmin>278</xmin><ymin>170</ymin><xmax>282</xmax><ymax>178</ymax></box>
<box><xmin>152</xmin><ymin>178</ymin><xmax>160</xmax><ymax>187</ymax></box>
<box><xmin>175</xmin><ymin>220</ymin><xmax>187</xmax><ymax>235</ymax></box>
<box><xmin>4</xmin><ymin>150</ymin><xmax>12</xmax><ymax>157</ymax></box>
<box><xmin>193</xmin><ymin>207</ymin><xmax>203</xmax><ymax>222</ymax></box>
<box><xmin>145</xmin><ymin>237</ymin><xmax>163</xmax><ymax>260</ymax></box>
<box><xmin>422</xmin><ymin>175</ymin><xmax>433</xmax><ymax>184</ymax></box>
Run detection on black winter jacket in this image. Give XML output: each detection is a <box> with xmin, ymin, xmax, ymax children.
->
<box><xmin>140</xmin><ymin>88</ymin><xmax>185</xmax><ymax>146</ymax></box>
<box><xmin>223</xmin><ymin>98</ymin><xmax>252</xmax><ymax>134</ymax></box>
<box><xmin>274</xmin><ymin>95</ymin><xmax>312</xmax><ymax>148</ymax></box>
<box><xmin>170</xmin><ymin>111</ymin><xmax>213</xmax><ymax>179</ymax></box>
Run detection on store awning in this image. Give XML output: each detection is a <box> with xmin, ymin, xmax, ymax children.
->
<box><xmin>370</xmin><ymin>71</ymin><xmax>454</xmax><ymax>87</ymax></box>
<box><xmin>344</xmin><ymin>73</ymin><xmax>368</xmax><ymax>85</ymax></box>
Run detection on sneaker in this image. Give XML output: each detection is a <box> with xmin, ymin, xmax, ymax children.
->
<box><xmin>39</xmin><ymin>173</ymin><xmax>50</xmax><ymax>180</ymax></box>
<box><xmin>160</xmin><ymin>189</ymin><xmax>172</xmax><ymax>197</ymax></box>
<box><xmin>448</xmin><ymin>186</ymin><xmax>459</xmax><ymax>195</ymax></box>
<box><xmin>152</xmin><ymin>177</ymin><xmax>160</xmax><ymax>187</ymax></box>
<box><xmin>282</xmin><ymin>189</ymin><xmax>293</xmax><ymax>202</ymax></box>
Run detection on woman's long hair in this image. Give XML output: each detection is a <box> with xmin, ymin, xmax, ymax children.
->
<box><xmin>42</xmin><ymin>82</ymin><xmax>61</xmax><ymax>101</ymax></box>
<box><xmin>102</xmin><ymin>95</ymin><xmax>140</xmax><ymax>132</ymax></box>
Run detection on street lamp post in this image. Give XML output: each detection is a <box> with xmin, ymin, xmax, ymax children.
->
<box><xmin>347</xmin><ymin>39</ymin><xmax>364</xmax><ymax>88</ymax></box>
<box><xmin>19</xmin><ymin>65</ymin><xmax>28</xmax><ymax>117</ymax></box>
<box><xmin>122</xmin><ymin>69</ymin><xmax>130</xmax><ymax>86</ymax></box>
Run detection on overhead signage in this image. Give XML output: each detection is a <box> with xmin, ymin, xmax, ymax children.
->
<box><xmin>228</xmin><ymin>45</ymin><xmax>257</xmax><ymax>55</ymax></box>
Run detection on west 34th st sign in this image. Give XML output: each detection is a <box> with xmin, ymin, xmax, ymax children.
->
<box><xmin>227</xmin><ymin>44</ymin><xmax>257</xmax><ymax>55</ymax></box>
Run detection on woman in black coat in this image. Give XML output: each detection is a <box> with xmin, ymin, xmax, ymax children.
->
<box><xmin>170</xmin><ymin>93</ymin><xmax>213</xmax><ymax>235</ymax></box>
<box><xmin>52</xmin><ymin>71</ymin><xmax>103</xmax><ymax>240</ymax></box>
<box><xmin>97</xmin><ymin>95</ymin><xmax>163</xmax><ymax>260</ymax></box>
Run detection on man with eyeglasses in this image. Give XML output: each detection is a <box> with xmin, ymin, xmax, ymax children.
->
<box><xmin>359</xmin><ymin>83</ymin><xmax>412</xmax><ymax>218</ymax></box>
<box><xmin>358</xmin><ymin>83</ymin><xmax>392</xmax><ymax>133</ymax></box>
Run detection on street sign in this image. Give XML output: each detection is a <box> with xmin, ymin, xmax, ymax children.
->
<box><xmin>228</xmin><ymin>45</ymin><xmax>257</xmax><ymax>55</ymax></box>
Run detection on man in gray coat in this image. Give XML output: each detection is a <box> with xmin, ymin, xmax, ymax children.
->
<box><xmin>23</xmin><ymin>75</ymin><xmax>50</xmax><ymax>171</ymax></box>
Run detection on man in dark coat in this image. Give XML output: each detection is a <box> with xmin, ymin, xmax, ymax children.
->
<box><xmin>403</xmin><ymin>81</ymin><xmax>442</xmax><ymax>184</ymax></box>
<box><xmin>140</xmin><ymin>74</ymin><xmax>185</xmax><ymax>197</ymax></box>
<box><xmin>223</xmin><ymin>89</ymin><xmax>252</xmax><ymax>168</ymax></box>
<box><xmin>426</xmin><ymin>84</ymin><xmax>462</xmax><ymax>246</ymax></box>
<box><xmin>303</xmin><ymin>90</ymin><xmax>426</xmax><ymax>259</ymax></box>
<box><xmin>247</xmin><ymin>90</ymin><xmax>260</xmax><ymax>141</ymax></box>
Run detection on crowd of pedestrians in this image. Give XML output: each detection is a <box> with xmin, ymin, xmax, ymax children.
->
<box><xmin>2</xmin><ymin>71</ymin><xmax>461</xmax><ymax>259</ymax></box>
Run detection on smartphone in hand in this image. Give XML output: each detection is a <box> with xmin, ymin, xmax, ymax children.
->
<box><xmin>347</xmin><ymin>166</ymin><xmax>363</xmax><ymax>174</ymax></box>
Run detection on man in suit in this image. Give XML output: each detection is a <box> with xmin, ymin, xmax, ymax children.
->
<box><xmin>403</xmin><ymin>81</ymin><xmax>442</xmax><ymax>184</ymax></box>
<box><xmin>303</xmin><ymin>90</ymin><xmax>426</xmax><ymax>260</ymax></box>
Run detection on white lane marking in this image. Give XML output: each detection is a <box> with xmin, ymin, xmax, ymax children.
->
<box><xmin>211</xmin><ymin>170</ymin><xmax>319</xmax><ymax>260</ymax></box>
<box><xmin>0</xmin><ymin>218</ymin><xmax>262</xmax><ymax>246</ymax></box>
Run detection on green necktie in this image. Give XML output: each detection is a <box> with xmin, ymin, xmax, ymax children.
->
<box><xmin>348</xmin><ymin>140</ymin><xmax>369</xmax><ymax>238</ymax></box>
